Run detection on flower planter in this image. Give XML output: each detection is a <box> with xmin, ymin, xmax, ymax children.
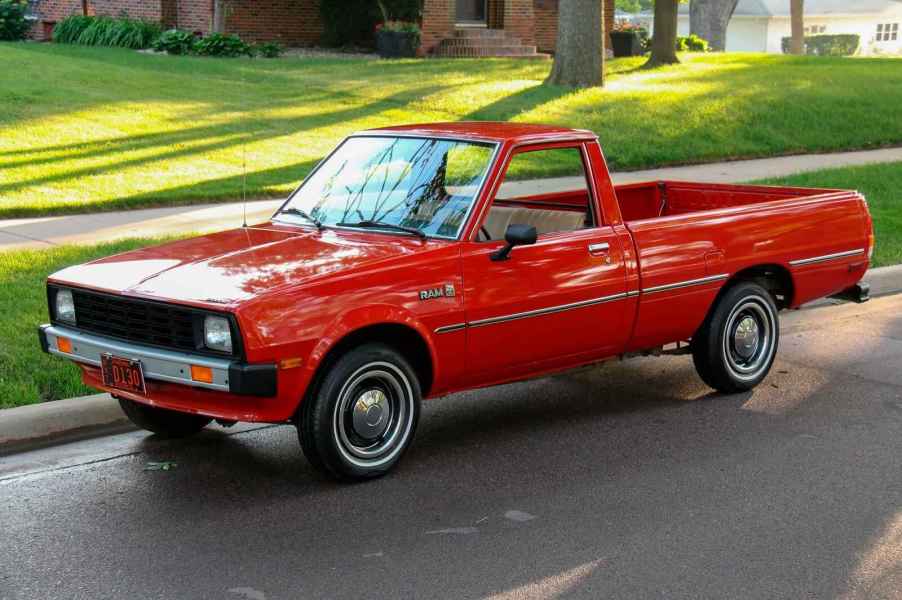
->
<box><xmin>610</xmin><ymin>31</ymin><xmax>644</xmax><ymax>57</ymax></box>
<box><xmin>376</xmin><ymin>30</ymin><xmax>420</xmax><ymax>58</ymax></box>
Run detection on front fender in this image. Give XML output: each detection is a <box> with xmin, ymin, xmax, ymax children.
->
<box><xmin>303</xmin><ymin>303</ymin><xmax>441</xmax><ymax>394</ymax></box>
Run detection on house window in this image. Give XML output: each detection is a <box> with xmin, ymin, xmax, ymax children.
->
<box><xmin>877</xmin><ymin>23</ymin><xmax>899</xmax><ymax>42</ymax></box>
<box><xmin>804</xmin><ymin>25</ymin><xmax>826</xmax><ymax>34</ymax></box>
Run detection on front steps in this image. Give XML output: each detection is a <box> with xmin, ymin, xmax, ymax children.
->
<box><xmin>433</xmin><ymin>28</ymin><xmax>549</xmax><ymax>59</ymax></box>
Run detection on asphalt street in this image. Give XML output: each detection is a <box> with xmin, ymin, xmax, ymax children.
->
<box><xmin>2</xmin><ymin>295</ymin><xmax>902</xmax><ymax>600</ymax></box>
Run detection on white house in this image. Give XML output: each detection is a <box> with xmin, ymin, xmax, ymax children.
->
<box><xmin>639</xmin><ymin>0</ymin><xmax>902</xmax><ymax>55</ymax></box>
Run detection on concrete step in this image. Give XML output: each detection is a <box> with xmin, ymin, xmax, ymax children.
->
<box><xmin>434</xmin><ymin>45</ymin><xmax>549</xmax><ymax>58</ymax></box>
<box><xmin>453</xmin><ymin>27</ymin><xmax>509</xmax><ymax>39</ymax></box>
<box><xmin>437</xmin><ymin>37</ymin><xmax>527</xmax><ymax>48</ymax></box>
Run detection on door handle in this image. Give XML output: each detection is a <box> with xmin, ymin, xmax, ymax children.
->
<box><xmin>588</xmin><ymin>242</ymin><xmax>610</xmax><ymax>254</ymax></box>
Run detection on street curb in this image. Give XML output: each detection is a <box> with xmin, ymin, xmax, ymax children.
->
<box><xmin>2</xmin><ymin>265</ymin><xmax>901</xmax><ymax>455</ymax></box>
<box><xmin>0</xmin><ymin>393</ymin><xmax>134</xmax><ymax>456</ymax></box>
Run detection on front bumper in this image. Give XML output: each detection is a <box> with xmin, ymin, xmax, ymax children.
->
<box><xmin>38</xmin><ymin>324</ymin><xmax>276</xmax><ymax>397</ymax></box>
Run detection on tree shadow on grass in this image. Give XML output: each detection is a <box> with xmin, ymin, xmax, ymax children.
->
<box><xmin>0</xmin><ymin>85</ymin><xmax>446</xmax><ymax>199</ymax></box>
<box><xmin>463</xmin><ymin>81</ymin><xmax>577</xmax><ymax>122</ymax></box>
<box><xmin>0</xmin><ymin>158</ymin><xmax>322</xmax><ymax>219</ymax></box>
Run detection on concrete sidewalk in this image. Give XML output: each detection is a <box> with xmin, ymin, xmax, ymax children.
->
<box><xmin>2</xmin><ymin>146</ymin><xmax>901</xmax><ymax>252</ymax></box>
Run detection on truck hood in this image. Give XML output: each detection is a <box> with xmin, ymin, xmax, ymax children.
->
<box><xmin>49</xmin><ymin>223</ymin><xmax>451</xmax><ymax>307</ymax></box>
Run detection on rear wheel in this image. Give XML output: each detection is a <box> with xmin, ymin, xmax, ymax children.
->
<box><xmin>299</xmin><ymin>344</ymin><xmax>421</xmax><ymax>481</ymax></box>
<box><xmin>118</xmin><ymin>398</ymin><xmax>212</xmax><ymax>438</ymax></box>
<box><xmin>692</xmin><ymin>281</ymin><xmax>779</xmax><ymax>393</ymax></box>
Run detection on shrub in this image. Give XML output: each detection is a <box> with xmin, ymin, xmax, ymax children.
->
<box><xmin>254</xmin><ymin>41</ymin><xmax>284</xmax><ymax>58</ymax></box>
<box><xmin>152</xmin><ymin>28</ymin><xmax>196</xmax><ymax>55</ymax></box>
<box><xmin>320</xmin><ymin>0</ymin><xmax>421</xmax><ymax>47</ymax></box>
<box><xmin>52</xmin><ymin>15</ymin><xmax>93</xmax><ymax>43</ymax></box>
<box><xmin>676</xmin><ymin>34</ymin><xmax>709</xmax><ymax>52</ymax></box>
<box><xmin>193</xmin><ymin>32</ymin><xmax>252</xmax><ymax>57</ymax></box>
<box><xmin>53</xmin><ymin>15</ymin><xmax>160</xmax><ymax>48</ymax></box>
<box><xmin>75</xmin><ymin>16</ymin><xmax>115</xmax><ymax>46</ymax></box>
<box><xmin>105</xmin><ymin>18</ymin><xmax>161</xmax><ymax>49</ymax></box>
<box><xmin>0</xmin><ymin>0</ymin><xmax>29</xmax><ymax>41</ymax></box>
<box><xmin>781</xmin><ymin>34</ymin><xmax>860</xmax><ymax>56</ymax></box>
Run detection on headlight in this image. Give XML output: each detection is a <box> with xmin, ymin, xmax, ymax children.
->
<box><xmin>204</xmin><ymin>315</ymin><xmax>233</xmax><ymax>353</ymax></box>
<box><xmin>55</xmin><ymin>289</ymin><xmax>76</xmax><ymax>324</ymax></box>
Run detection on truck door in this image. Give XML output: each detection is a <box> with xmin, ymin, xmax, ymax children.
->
<box><xmin>459</xmin><ymin>142</ymin><xmax>629</xmax><ymax>386</ymax></box>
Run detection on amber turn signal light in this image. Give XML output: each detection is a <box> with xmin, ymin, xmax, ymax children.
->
<box><xmin>279</xmin><ymin>357</ymin><xmax>303</xmax><ymax>370</ymax></box>
<box><xmin>190</xmin><ymin>365</ymin><xmax>214</xmax><ymax>384</ymax></box>
<box><xmin>57</xmin><ymin>336</ymin><xmax>73</xmax><ymax>354</ymax></box>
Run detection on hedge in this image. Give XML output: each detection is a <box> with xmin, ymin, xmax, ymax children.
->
<box><xmin>781</xmin><ymin>34</ymin><xmax>860</xmax><ymax>56</ymax></box>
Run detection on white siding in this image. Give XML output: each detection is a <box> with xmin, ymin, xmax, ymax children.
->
<box><xmin>765</xmin><ymin>12</ymin><xmax>902</xmax><ymax>55</ymax></box>
<box><xmin>643</xmin><ymin>4</ymin><xmax>902</xmax><ymax>55</ymax></box>
<box><xmin>726</xmin><ymin>18</ymin><xmax>769</xmax><ymax>51</ymax></box>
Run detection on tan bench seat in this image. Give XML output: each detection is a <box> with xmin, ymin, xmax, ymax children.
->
<box><xmin>480</xmin><ymin>205</ymin><xmax>586</xmax><ymax>240</ymax></box>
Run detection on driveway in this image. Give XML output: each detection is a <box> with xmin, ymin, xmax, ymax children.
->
<box><xmin>2</xmin><ymin>295</ymin><xmax>901</xmax><ymax>599</ymax></box>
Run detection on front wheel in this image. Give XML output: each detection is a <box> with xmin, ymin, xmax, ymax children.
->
<box><xmin>692</xmin><ymin>281</ymin><xmax>779</xmax><ymax>393</ymax></box>
<box><xmin>299</xmin><ymin>344</ymin><xmax>421</xmax><ymax>481</ymax></box>
<box><xmin>118</xmin><ymin>398</ymin><xmax>212</xmax><ymax>438</ymax></box>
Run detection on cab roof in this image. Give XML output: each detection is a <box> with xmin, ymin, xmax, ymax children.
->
<box><xmin>359</xmin><ymin>122</ymin><xmax>597</xmax><ymax>145</ymax></box>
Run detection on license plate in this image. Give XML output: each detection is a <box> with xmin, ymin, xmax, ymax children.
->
<box><xmin>101</xmin><ymin>354</ymin><xmax>146</xmax><ymax>394</ymax></box>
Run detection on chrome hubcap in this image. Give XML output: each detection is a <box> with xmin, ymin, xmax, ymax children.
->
<box><xmin>733</xmin><ymin>316</ymin><xmax>760</xmax><ymax>359</ymax></box>
<box><xmin>332</xmin><ymin>362</ymin><xmax>416</xmax><ymax>469</ymax></box>
<box><xmin>351</xmin><ymin>389</ymin><xmax>391</xmax><ymax>440</ymax></box>
<box><xmin>721</xmin><ymin>296</ymin><xmax>777</xmax><ymax>382</ymax></box>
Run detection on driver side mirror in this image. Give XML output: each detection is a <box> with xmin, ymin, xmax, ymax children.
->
<box><xmin>490</xmin><ymin>224</ymin><xmax>538</xmax><ymax>262</ymax></box>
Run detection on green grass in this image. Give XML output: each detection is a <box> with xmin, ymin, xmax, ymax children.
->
<box><xmin>756</xmin><ymin>161</ymin><xmax>902</xmax><ymax>268</ymax></box>
<box><xmin>2</xmin><ymin>44</ymin><xmax>902</xmax><ymax>217</ymax></box>
<box><xmin>0</xmin><ymin>238</ymin><xmax>172</xmax><ymax>409</ymax></box>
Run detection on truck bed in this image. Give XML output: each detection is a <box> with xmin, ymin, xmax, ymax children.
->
<box><xmin>614</xmin><ymin>181</ymin><xmax>847</xmax><ymax>222</ymax></box>
<box><xmin>613</xmin><ymin>180</ymin><xmax>871</xmax><ymax>352</ymax></box>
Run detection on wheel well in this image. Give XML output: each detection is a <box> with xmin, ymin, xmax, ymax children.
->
<box><xmin>312</xmin><ymin>323</ymin><xmax>434</xmax><ymax>400</ymax></box>
<box><xmin>726</xmin><ymin>264</ymin><xmax>795</xmax><ymax>309</ymax></box>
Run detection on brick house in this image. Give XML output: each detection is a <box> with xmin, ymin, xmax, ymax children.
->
<box><xmin>28</xmin><ymin>0</ymin><xmax>614</xmax><ymax>58</ymax></box>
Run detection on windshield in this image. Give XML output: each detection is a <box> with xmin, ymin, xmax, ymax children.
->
<box><xmin>276</xmin><ymin>136</ymin><xmax>496</xmax><ymax>239</ymax></box>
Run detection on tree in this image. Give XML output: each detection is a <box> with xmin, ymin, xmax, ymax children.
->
<box><xmin>645</xmin><ymin>0</ymin><xmax>680</xmax><ymax>67</ymax></box>
<box><xmin>689</xmin><ymin>0</ymin><xmax>739</xmax><ymax>51</ymax></box>
<box><xmin>546</xmin><ymin>0</ymin><xmax>604</xmax><ymax>88</ymax></box>
<box><xmin>789</xmin><ymin>0</ymin><xmax>804</xmax><ymax>54</ymax></box>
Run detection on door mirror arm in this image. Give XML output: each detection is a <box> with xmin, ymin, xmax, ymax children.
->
<box><xmin>490</xmin><ymin>224</ymin><xmax>538</xmax><ymax>261</ymax></box>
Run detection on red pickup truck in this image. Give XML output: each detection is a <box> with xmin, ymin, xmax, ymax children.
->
<box><xmin>39</xmin><ymin>123</ymin><xmax>874</xmax><ymax>480</ymax></box>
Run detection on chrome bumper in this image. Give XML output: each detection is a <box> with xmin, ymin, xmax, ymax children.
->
<box><xmin>38</xmin><ymin>324</ymin><xmax>276</xmax><ymax>397</ymax></box>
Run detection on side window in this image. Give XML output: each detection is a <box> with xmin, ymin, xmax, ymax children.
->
<box><xmin>478</xmin><ymin>146</ymin><xmax>594</xmax><ymax>242</ymax></box>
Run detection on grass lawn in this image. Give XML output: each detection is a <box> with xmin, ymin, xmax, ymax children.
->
<box><xmin>756</xmin><ymin>161</ymin><xmax>902</xmax><ymax>269</ymax></box>
<box><xmin>2</xmin><ymin>44</ymin><xmax>902</xmax><ymax>217</ymax></box>
<box><xmin>0</xmin><ymin>238</ymin><xmax>171</xmax><ymax>409</ymax></box>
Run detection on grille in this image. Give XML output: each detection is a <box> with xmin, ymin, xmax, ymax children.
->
<box><xmin>71</xmin><ymin>289</ymin><xmax>200</xmax><ymax>353</ymax></box>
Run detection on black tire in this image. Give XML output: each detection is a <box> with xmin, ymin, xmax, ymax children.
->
<box><xmin>118</xmin><ymin>398</ymin><xmax>212</xmax><ymax>438</ymax></box>
<box><xmin>692</xmin><ymin>281</ymin><xmax>780</xmax><ymax>393</ymax></box>
<box><xmin>299</xmin><ymin>343</ymin><xmax>421</xmax><ymax>481</ymax></box>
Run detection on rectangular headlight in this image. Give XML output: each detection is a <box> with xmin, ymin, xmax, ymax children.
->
<box><xmin>204</xmin><ymin>315</ymin><xmax>233</xmax><ymax>353</ymax></box>
<box><xmin>55</xmin><ymin>289</ymin><xmax>76</xmax><ymax>324</ymax></box>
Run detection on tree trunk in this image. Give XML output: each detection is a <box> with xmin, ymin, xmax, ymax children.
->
<box><xmin>546</xmin><ymin>0</ymin><xmax>604</xmax><ymax>88</ymax></box>
<box><xmin>689</xmin><ymin>0</ymin><xmax>739</xmax><ymax>52</ymax></box>
<box><xmin>789</xmin><ymin>0</ymin><xmax>804</xmax><ymax>54</ymax></box>
<box><xmin>212</xmin><ymin>0</ymin><xmax>227</xmax><ymax>34</ymax></box>
<box><xmin>644</xmin><ymin>0</ymin><xmax>680</xmax><ymax>67</ymax></box>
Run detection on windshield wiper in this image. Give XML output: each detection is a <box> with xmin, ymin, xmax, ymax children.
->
<box><xmin>336</xmin><ymin>219</ymin><xmax>426</xmax><ymax>239</ymax></box>
<box><xmin>278</xmin><ymin>207</ymin><xmax>323</xmax><ymax>230</ymax></box>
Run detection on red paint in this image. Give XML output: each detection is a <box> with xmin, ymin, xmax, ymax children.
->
<box><xmin>46</xmin><ymin>123</ymin><xmax>873</xmax><ymax>423</ymax></box>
